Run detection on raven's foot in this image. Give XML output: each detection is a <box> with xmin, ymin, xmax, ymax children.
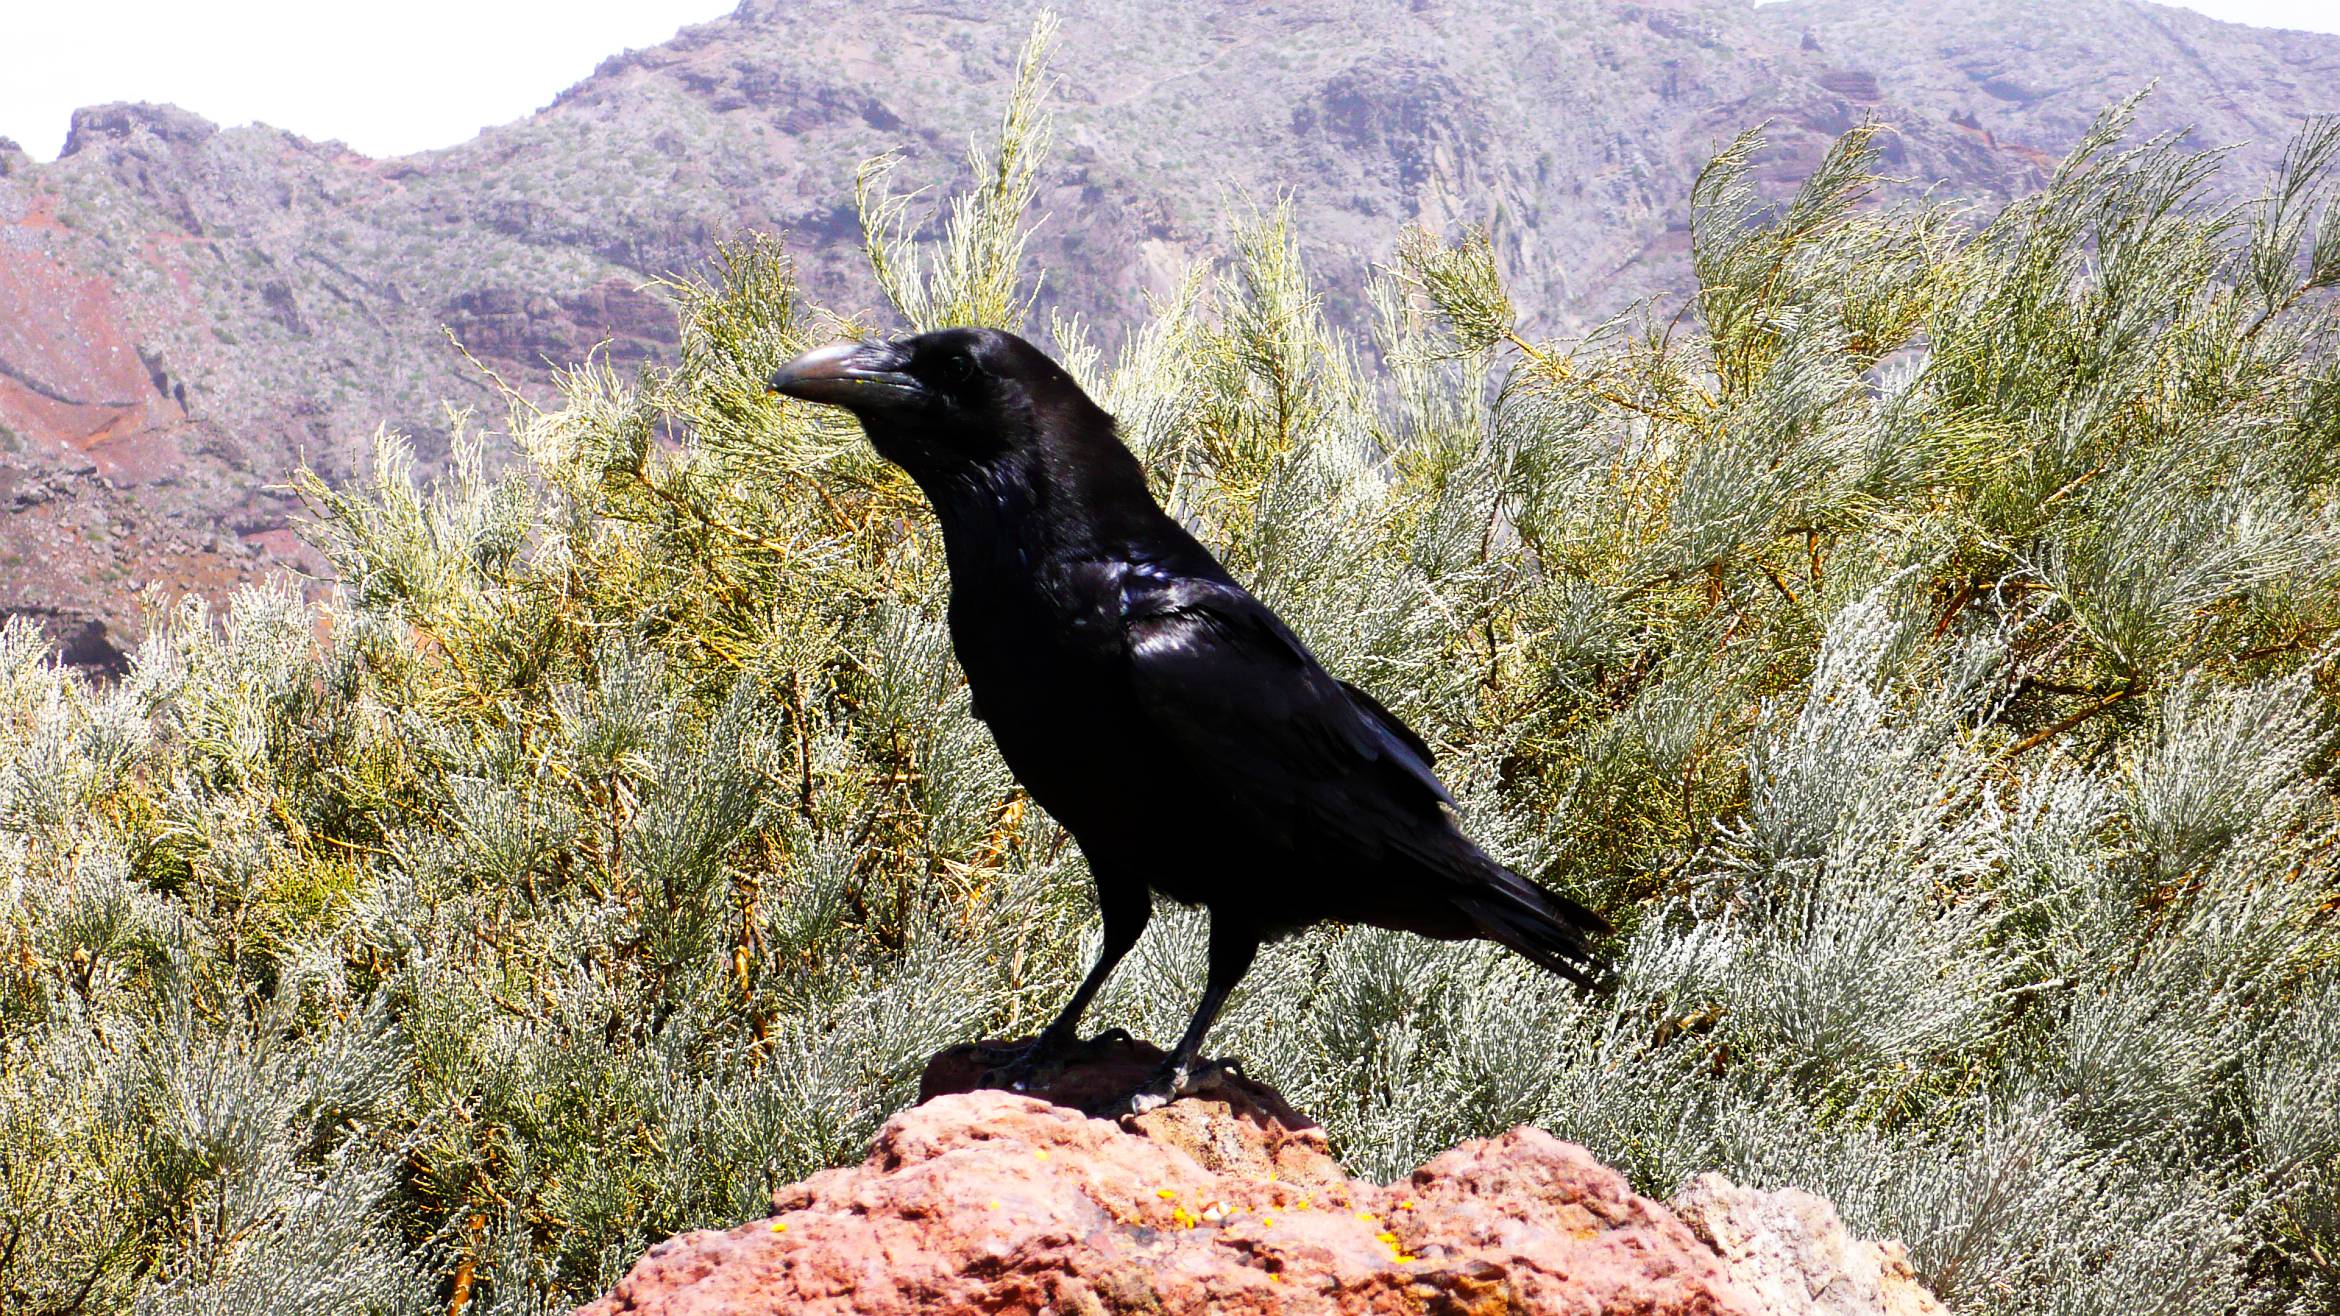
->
<box><xmin>1083</xmin><ymin>1055</ymin><xmax>1242</xmax><ymax>1119</ymax></box>
<box><xmin>975</xmin><ymin>1034</ymin><xmax>1070</xmax><ymax>1093</ymax></box>
<box><xmin>975</xmin><ymin>1028</ymin><xmax>1143</xmax><ymax>1093</ymax></box>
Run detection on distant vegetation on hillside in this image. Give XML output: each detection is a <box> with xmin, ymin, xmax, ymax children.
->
<box><xmin>6</xmin><ymin>0</ymin><xmax>2337</xmax><ymax>677</ymax></box>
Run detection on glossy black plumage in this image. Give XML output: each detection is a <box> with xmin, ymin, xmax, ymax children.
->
<box><xmin>770</xmin><ymin>328</ymin><xmax>1607</xmax><ymax>1111</ymax></box>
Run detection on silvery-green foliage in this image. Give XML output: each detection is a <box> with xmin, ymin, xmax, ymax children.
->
<box><xmin>858</xmin><ymin>11</ymin><xmax>1057</xmax><ymax>335</ymax></box>
<box><xmin>4</xmin><ymin>26</ymin><xmax>2338</xmax><ymax>1315</ymax></box>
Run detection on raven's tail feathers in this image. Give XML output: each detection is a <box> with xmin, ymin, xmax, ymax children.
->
<box><xmin>1456</xmin><ymin>872</ymin><xmax>1612</xmax><ymax>991</ymax></box>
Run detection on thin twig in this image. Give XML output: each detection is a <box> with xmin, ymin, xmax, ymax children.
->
<box><xmin>1504</xmin><ymin>331</ymin><xmax>1701</xmax><ymax>425</ymax></box>
<box><xmin>2000</xmin><ymin>685</ymin><xmax>2136</xmax><ymax>764</ymax></box>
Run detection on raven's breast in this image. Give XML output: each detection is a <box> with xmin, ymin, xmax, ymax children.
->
<box><xmin>952</xmin><ymin>618</ymin><xmax>1208</xmax><ymax>876</ymax></box>
<box><xmin>966</xmin><ymin>656</ymin><xmax>1148</xmax><ymax>821</ymax></box>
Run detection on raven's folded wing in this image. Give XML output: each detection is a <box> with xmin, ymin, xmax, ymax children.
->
<box><xmin>1118</xmin><ymin>568</ymin><xmax>1453</xmax><ymax>859</ymax></box>
<box><xmin>1119</xmin><ymin>566</ymin><xmax>1606</xmax><ymax>980</ymax></box>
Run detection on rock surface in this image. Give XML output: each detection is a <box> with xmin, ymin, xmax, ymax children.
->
<box><xmin>1669</xmin><ymin>1175</ymin><xmax>1948</xmax><ymax>1316</ymax></box>
<box><xmin>575</xmin><ymin>1037</ymin><xmax>1942</xmax><ymax>1315</ymax></box>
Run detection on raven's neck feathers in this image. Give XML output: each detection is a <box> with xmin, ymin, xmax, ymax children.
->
<box><xmin>921</xmin><ymin>405</ymin><xmax>1191</xmax><ymax>580</ymax></box>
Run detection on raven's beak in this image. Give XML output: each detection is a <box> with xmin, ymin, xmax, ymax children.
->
<box><xmin>768</xmin><ymin>340</ymin><xmax>920</xmax><ymax>410</ymax></box>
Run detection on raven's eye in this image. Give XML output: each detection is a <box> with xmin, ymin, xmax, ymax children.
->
<box><xmin>936</xmin><ymin>354</ymin><xmax>976</xmax><ymax>386</ymax></box>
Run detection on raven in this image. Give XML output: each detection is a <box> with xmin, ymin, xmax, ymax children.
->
<box><xmin>771</xmin><ymin>327</ymin><xmax>1606</xmax><ymax>1113</ymax></box>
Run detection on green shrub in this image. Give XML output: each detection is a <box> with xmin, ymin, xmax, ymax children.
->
<box><xmin>4</xmin><ymin>29</ymin><xmax>2337</xmax><ymax>1315</ymax></box>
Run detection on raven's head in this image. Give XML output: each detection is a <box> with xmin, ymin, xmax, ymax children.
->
<box><xmin>769</xmin><ymin>327</ymin><xmax>1103</xmax><ymax>483</ymax></box>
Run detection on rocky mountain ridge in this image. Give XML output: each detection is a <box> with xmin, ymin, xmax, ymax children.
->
<box><xmin>3</xmin><ymin>0</ymin><xmax>2336</xmax><ymax>668</ymax></box>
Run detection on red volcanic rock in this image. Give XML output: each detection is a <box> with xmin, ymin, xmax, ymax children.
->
<box><xmin>576</xmin><ymin>1038</ymin><xmax>1942</xmax><ymax>1315</ymax></box>
<box><xmin>918</xmin><ymin>1033</ymin><xmax>1351</xmax><ymax>1193</ymax></box>
<box><xmin>0</xmin><ymin>238</ymin><xmax>176</xmax><ymax>473</ymax></box>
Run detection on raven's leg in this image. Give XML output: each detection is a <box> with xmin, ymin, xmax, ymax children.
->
<box><xmin>1104</xmin><ymin>916</ymin><xmax>1259</xmax><ymax>1117</ymax></box>
<box><xmin>981</xmin><ymin>877</ymin><xmax>1150</xmax><ymax>1089</ymax></box>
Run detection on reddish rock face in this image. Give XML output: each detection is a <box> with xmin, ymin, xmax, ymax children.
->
<box><xmin>439</xmin><ymin>277</ymin><xmax>676</xmax><ymax>379</ymax></box>
<box><xmin>576</xmin><ymin>1039</ymin><xmax>1935</xmax><ymax>1316</ymax></box>
<box><xmin>918</xmin><ymin>1034</ymin><xmax>1352</xmax><ymax>1193</ymax></box>
<box><xmin>0</xmin><ymin>234</ymin><xmax>180</xmax><ymax>480</ymax></box>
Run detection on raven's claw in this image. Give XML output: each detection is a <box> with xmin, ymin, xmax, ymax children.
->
<box><xmin>965</xmin><ymin>1039</ymin><xmax>1034</xmax><ymax>1067</ymax></box>
<box><xmin>976</xmin><ymin>1033</ymin><xmax>1075</xmax><ymax>1092</ymax></box>
<box><xmin>1083</xmin><ymin>1057</ymin><xmax>1236</xmax><ymax>1119</ymax></box>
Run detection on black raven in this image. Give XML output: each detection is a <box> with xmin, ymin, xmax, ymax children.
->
<box><xmin>771</xmin><ymin>327</ymin><xmax>1606</xmax><ymax>1113</ymax></box>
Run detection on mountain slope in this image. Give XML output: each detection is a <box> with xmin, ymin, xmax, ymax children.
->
<box><xmin>1</xmin><ymin>0</ymin><xmax>2334</xmax><ymax>668</ymax></box>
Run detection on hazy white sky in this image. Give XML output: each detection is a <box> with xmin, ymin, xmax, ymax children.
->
<box><xmin>1</xmin><ymin>1</ymin><xmax>2335</xmax><ymax>162</ymax></box>
<box><xmin>1757</xmin><ymin>0</ymin><xmax>2340</xmax><ymax>27</ymax></box>
<box><xmin>0</xmin><ymin>0</ymin><xmax>734</xmax><ymax>160</ymax></box>
<box><xmin>2159</xmin><ymin>0</ymin><xmax>2340</xmax><ymax>28</ymax></box>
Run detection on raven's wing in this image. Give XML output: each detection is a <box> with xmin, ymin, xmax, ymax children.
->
<box><xmin>1118</xmin><ymin>567</ymin><xmax>1605</xmax><ymax>980</ymax></box>
<box><xmin>1338</xmin><ymin>677</ymin><xmax>1437</xmax><ymax>769</ymax></box>
<box><xmin>1120</xmin><ymin>568</ymin><xmax>1450</xmax><ymax>855</ymax></box>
